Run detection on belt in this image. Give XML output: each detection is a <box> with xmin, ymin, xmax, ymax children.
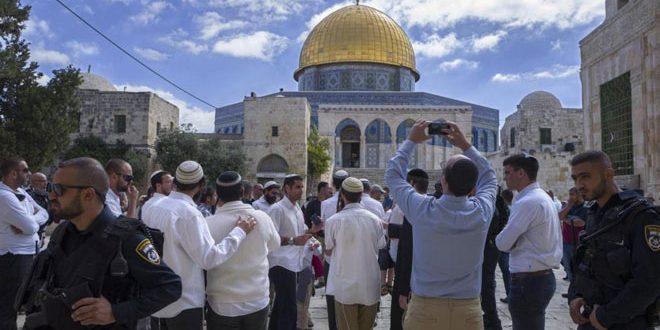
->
<box><xmin>511</xmin><ymin>269</ymin><xmax>553</xmax><ymax>279</ymax></box>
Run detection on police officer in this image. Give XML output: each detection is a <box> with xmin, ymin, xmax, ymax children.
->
<box><xmin>569</xmin><ymin>151</ymin><xmax>660</xmax><ymax>330</ymax></box>
<box><xmin>17</xmin><ymin>157</ymin><xmax>182</xmax><ymax>330</ymax></box>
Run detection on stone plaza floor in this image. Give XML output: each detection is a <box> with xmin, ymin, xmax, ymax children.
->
<box><xmin>308</xmin><ymin>268</ymin><xmax>577</xmax><ymax>330</ymax></box>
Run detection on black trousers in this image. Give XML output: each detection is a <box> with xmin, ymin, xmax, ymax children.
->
<box><xmin>389</xmin><ymin>285</ymin><xmax>404</xmax><ymax>330</ymax></box>
<box><xmin>0</xmin><ymin>253</ymin><xmax>34</xmax><ymax>330</ymax></box>
<box><xmin>481</xmin><ymin>241</ymin><xmax>502</xmax><ymax>330</ymax></box>
<box><xmin>324</xmin><ymin>261</ymin><xmax>337</xmax><ymax>330</ymax></box>
<box><xmin>207</xmin><ymin>305</ymin><xmax>268</xmax><ymax>330</ymax></box>
<box><xmin>153</xmin><ymin>308</ymin><xmax>204</xmax><ymax>330</ymax></box>
<box><xmin>268</xmin><ymin>266</ymin><xmax>297</xmax><ymax>330</ymax></box>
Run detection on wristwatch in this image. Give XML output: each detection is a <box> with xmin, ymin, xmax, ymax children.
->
<box><xmin>288</xmin><ymin>237</ymin><xmax>294</xmax><ymax>246</ymax></box>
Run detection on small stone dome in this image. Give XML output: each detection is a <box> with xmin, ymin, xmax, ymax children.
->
<box><xmin>519</xmin><ymin>91</ymin><xmax>562</xmax><ymax>110</ymax></box>
<box><xmin>79</xmin><ymin>73</ymin><xmax>117</xmax><ymax>91</ymax></box>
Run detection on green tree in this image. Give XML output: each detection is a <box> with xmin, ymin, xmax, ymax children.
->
<box><xmin>0</xmin><ymin>1</ymin><xmax>82</xmax><ymax>168</ymax></box>
<box><xmin>199</xmin><ymin>137</ymin><xmax>246</xmax><ymax>182</ymax></box>
<box><xmin>154</xmin><ymin>129</ymin><xmax>200</xmax><ymax>173</ymax></box>
<box><xmin>307</xmin><ymin>126</ymin><xmax>332</xmax><ymax>189</ymax></box>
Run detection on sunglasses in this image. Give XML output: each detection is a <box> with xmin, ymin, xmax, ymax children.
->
<box><xmin>48</xmin><ymin>183</ymin><xmax>93</xmax><ymax>196</ymax></box>
<box><xmin>117</xmin><ymin>173</ymin><xmax>134</xmax><ymax>182</ymax></box>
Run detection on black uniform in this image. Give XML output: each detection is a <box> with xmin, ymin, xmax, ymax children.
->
<box><xmin>18</xmin><ymin>207</ymin><xmax>182</xmax><ymax>330</ymax></box>
<box><xmin>569</xmin><ymin>190</ymin><xmax>660</xmax><ymax>330</ymax></box>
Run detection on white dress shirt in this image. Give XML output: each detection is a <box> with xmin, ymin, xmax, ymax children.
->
<box><xmin>140</xmin><ymin>192</ymin><xmax>166</xmax><ymax>219</ymax></box>
<box><xmin>142</xmin><ymin>191</ymin><xmax>246</xmax><ymax>318</ymax></box>
<box><xmin>325</xmin><ymin>203</ymin><xmax>386</xmax><ymax>305</ymax></box>
<box><xmin>387</xmin><ymin>204</ymin><xmax>405</xmax><ymax>261</ymax></box>
<box><xmin>252</xmin><ymin>196</ymin><xmax>273</xmax><ymax>213</ymax></box>
<box><xmin>205</xmin><ymin>201</ymin><xmax>281</xmax><ymax>317</ymax></box>
<box><xmin>496</xmin><ymin>182</ymin><xmax>563</xmax><ymax>273</ymax></box>
<box><xmin>105</xmin><ymin>189</ymin><xmax>122</xmax><ymax>217</ymax></box>
<box><xmin>0</xmin><ymin>182</ymin><xmax>48</xmax><ymax>255</ymax></box>
<box><xmin>267</xmin><ymin>197</ymin><xmax>307</xmax><ymax>272</ymax></box>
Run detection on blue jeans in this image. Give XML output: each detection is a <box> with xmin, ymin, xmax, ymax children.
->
<box><xmin>562</xmin><ymin>243</ymin><xmax>574</xmax><ymax>281</ymax></box>
<box><xmin>508</xmin><ymin>271</ymin><xmax>556</xmax><ymax>330</ymax></box>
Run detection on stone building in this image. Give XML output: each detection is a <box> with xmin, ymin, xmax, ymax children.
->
<box><xmin>488</xmin><ymin>91</ymin><xmax>584</xmax><ymax>201</ymax></box>
<box><xmin>580</xmin><ymin>0</ymin><xmax>659</xmax><ymax>200</ymax></box>
<box><xmin>76</xmin><ymin>72</ymin><xmax>179</xmax><ymax>157</ymax></box>
<box><xmin>500</xmin><ymin>91</ymin><xmax>583</xmax><ymax>155</ymax></box>
<box><xmin>215</xmin><ymin>4</ymin><xmax>499</xmax><ymax>185</ymax></box>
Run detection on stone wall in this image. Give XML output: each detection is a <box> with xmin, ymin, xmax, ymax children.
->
<box><xmin>580</xmin><ymin>0</ymin><xmax>659</xmax><ymax>200</ymax></box>
<box><xmin>487</xmin><ymin>151</ymin><xmax>580</xmax><ymax>202</ymax></box>
<box><xmin>242</xmin><ymin>96</ymin><xmax>311</xmax><ymax>184</ymax></box>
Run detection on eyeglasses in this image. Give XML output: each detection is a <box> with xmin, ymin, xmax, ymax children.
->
<box><xmin>117</xmin><ymin>173</ymin><xmax>134</xmax><ymax>182</ymax></box>
<box><xmin>48</xmin><ymin>183</ymin><xmax>93</xmax><ymax>196</ymax></box>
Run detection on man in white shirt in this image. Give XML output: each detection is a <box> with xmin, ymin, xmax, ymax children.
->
<box><xmin>267</xmin><ymin>174</ymin><xmax>322</xmax><ymax>330</ymax></box>
<box><xmin>140</xmin><ymin>170</ymin><xmax>173</xmax><ymax>219</ymax></box>
<box><xmin>320</xmin><ymin>169</ymin><xmax>349</xmax><ymax>330</ymax></box>
<box><xmin>205</xmin><ymin>171</ymin><xmax>280</xmax><ymax>330</ymax></box>
<box><xmin>0</xmin><ymin>158</ymin><xmax>48</xmax><ymax>330</ymax></box>
<box><xmin>359</xmin><ymin>178</ymin><xmax>386</xmax><ymax>220</ymax></box>
<box><xmin>325</xmin><ymin>177</ymin><xmax>386</xmax><ymax>330</ymax></box>
<box><xmin>104</xmin><ymin>158</ymin><xmax>139</xmax><ymax>218</ymax></box>
<box><xmin>253</xmin><ymin>181</ymin><xmax>280</xmax><ymax>212</ymax></box>
<box><xmin>496</xmin><ymin>154</ymin><xmax>562</xmax><ymax>330</ymax></box>
<box><xmin>142</xmin><ymin>161</ymin><xmax>256</xmax><ymax>330</ymax></box>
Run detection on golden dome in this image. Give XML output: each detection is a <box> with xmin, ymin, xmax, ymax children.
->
<box><xmin>295</xmin><ymin>5</ymin><xmax>418</xmax><ymax>81</ymax></box>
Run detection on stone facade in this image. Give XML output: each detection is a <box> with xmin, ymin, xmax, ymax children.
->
<box><xmin>76</xmin><ymin>73</ymin><xmax>179</xmax><ymax>157</ymax></box>
<box><xmin>580</xmin><ymin>0</ymin><xmax>659</xmax><ymax>200</ymax></box>
<box><xmin>500</xmin><ymin>91</ymin><xmax>584</xmax><ymax>155</ymax></box>
<box><xmin>242</xmin><ymin>96</ymin><xmax>310</xmax><ymax>184</ymax></box>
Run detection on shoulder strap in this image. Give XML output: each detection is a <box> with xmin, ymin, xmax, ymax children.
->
<box><xmin>580</xmin><ymin>198</ymin><xmax>649</xmax><ymax>244</ymax></box>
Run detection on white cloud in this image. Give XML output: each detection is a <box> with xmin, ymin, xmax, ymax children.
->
<box><xmin>115</xmin><ymin>84</ymin><xmax>216</xmax><ymax>132</ymax></box>
<box><xmin>491</xmin><ymin>73</ymin><xmax>521</xmax><ymax>82</ymax></box>
<box><xmin>551</xmin><ymin>39</ymin><xmax>562</xmax><ymax>51</ymax></box>
<box><xmin>438</xmin><ymin>59</ymin><xmax>479</xmax><ymax>71</ymax></box>
<box><xmin>160</xmin><ymin>29</ymin><xmax>209</xmax><ymax>55</ymax></box>
<box><xmin>296</xmin><ymin>1</ymin><xmax>352</xmax><ymax>43</ymax></box>
<box><xmin>130</xmin><ymin>1</ymin><xmax>171</xmax><ymax>25</ymax></box>
<box><xmin>24</xmin><ymin>18</ymin><xmax>53</xmax><ymax>38</ymax></box>
<box><xmin>134</xmin><ymin>47</ymin><xmax>169</xmax><ymax>61</ymax></box>
<box><xmin>208</xmin><ymin>0</ymin><xmax>308</xmax><ymax>22</ymax></box>
<box><xmin>470</xmin><ymin>30</ymin><xmax>507</xmax><ymax>52</ymax></box>
<box><xmin>491</xmin><ymin>64</ymin><xmax>579</xmax><ymax>82</ymax></box>
<box><xmin>31</xmin><ymin>46</ymin><xmax>70</xmax><ymax>65</ymax></box>
<box><xmin>412</xmin><ymin>33</ymin><xmax>462</xmax><ymax>59</ymax></box>
<box><xmin>65</xmin><ymin>41</ymin><xmax>99</xmax><ymax>57</ymax></box>
<box><xmin>212</xmin><ymin>31</ymin><xmax>288</xmax><ymax>61</ymax></box>
<box><xmin>195</xmin><ymin>12</ymin><xmax>248</xmax><ymax>40</ymax></box>
<box><xmin>37</xmin><ymin>73</ymin><xmax>51</xmax><ymax>86</ymax></box>
<box><xmin>363</xmin><ymin>0</ymin><xmax>604</xmax><ymax>30</ymax></box>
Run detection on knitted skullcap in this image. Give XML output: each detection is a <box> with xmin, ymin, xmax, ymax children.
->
<box><xmin>264</xmin><ymin>181</ymin><xmax>280</xmax><ymax>189</ymax></box>
<box><xmin>342</xmin><ymin>177</ymin><xmax>364</xmax><ymax>193</ymax></box>
<box><xmin>216</xmin><ymin>171</ymin><xmax>242</xmax><ymax>186</ymax></box>
<box><xmin>333</xmin><ymin>170</ymin><xmax>349</xmax><ymax>179</ymax></box>
<box><xmin>175</xmin><ymin>161</ymin><xmax>204</xmax><ymax>184</ymax></box>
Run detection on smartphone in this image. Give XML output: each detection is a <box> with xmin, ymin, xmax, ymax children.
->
<box><xmin>428</xmin><ymin>121</ymin><xmax>450</xmax><ymax>135</ymax></box>
<box><xmin>311</xmin><ymin>214</ymin><xmax>322</xmax><ymax>225</ymax></box>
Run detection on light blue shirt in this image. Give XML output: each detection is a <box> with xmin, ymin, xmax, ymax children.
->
<box><xmin>385</xmin><ymin>140</ymin><xmax>497</xmax><ymax>299</ymax></box>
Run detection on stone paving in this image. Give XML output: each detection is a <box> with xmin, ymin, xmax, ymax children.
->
<box><xmin>309</xmin><ymin>269</ymin><xmax>577</xmax><ymax>330</ymax></box>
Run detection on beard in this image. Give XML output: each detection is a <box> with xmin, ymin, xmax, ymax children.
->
<box><xmin>52</xmin><ymin>195</ymin><xmax>84</xmax><ymax>220</ymax></box>
<box><xmin>265</xmin><ymin>194</ymin><xmax>278</xmax><ymax>204</ymax></box>
<box><xmin>583</xmin><ymin>175</ymin><xmax>608</xmax><ymax>201</ymax></box>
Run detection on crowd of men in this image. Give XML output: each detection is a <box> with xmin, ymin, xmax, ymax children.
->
<box><xmin>1</xmin><ymin>118</ymin><xmax>660</xmax><ymax>330</ymax></box>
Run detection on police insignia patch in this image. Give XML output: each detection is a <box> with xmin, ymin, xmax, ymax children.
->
<box><xmin>136</xmin><ymin>239</ymin><xmax>161</xmax><ymax>265</ymax></box>
<box><xmin>645</xmin><ymin>225</ymin><xmax>660</xmax><ymax>252</ymax></box>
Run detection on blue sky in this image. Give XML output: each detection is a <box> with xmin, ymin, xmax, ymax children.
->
<box><xmin>23</xmin><ymin>0</ymin><xmax>605</xmax><ymax>133</ymax></box>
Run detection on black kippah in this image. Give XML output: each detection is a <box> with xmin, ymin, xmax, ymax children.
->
<box><xmin>216</xmin><ymin>171</ymin><xmax>242</xmax><ymax>186</ymax></box>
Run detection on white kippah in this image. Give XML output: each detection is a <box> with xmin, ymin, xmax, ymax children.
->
<box><xmin>149</xmin><ymin>170</ymin><xmax>165</xmax><ymax>181</ymax></box>
<box><xmin>333</xmin><ymin>170</ymin><xmax>349</xmax><ymax>179</ymax></box>
<box><xmin>175</xmin><ymin>161</ymin><xmax>204</xmax><ymax>184</ymax></box>
<box><xmin>342</xmin><ymin>177</ymin><xmax>364</xmax><ymax>193</ymax></box>
<box><xmin>264</xmin><ymin>181</ymin><xmax>280</xmax><ymax>189</ymax></box>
